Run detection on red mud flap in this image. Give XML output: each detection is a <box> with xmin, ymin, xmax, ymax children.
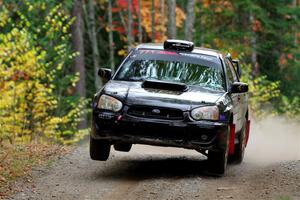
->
<box><xmin>245</xmin><ymin>120</ymin><xmax>251</xmax><ymax>147</ymax></box>
<box><xmin>229</xmin><ymin>124</ymin><xmax>236</xmax><ymax>155</ymax></box>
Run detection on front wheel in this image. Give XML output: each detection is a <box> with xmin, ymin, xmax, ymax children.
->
<box><xmin>90</xmin><ymin>137</ymin><xmax>111</xmax><ymax>161</ymax></box>
<box><xmin>208</xmin><ymin>148</ymin><xmax>229</xmax><ymax>176</ymax></box>
<box><xmin>208</xmin><ymin>128</ymin><xmax>230</xmax><ymax>176</ymax></box>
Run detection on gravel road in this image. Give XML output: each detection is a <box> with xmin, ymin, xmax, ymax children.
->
<box><xmin>11</xmin><ymin>117</ymin><xmax>300</xmax><ymax>200</ymax></box>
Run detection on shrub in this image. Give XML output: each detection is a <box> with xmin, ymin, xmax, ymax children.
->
<box><xmin>0</xmin><ymin>4</ymin><xmax>87</xmax><ymax>145</ymax></box>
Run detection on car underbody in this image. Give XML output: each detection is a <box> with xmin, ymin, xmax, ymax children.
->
<box><xmin>92</xmin><ymin>109</ymin><xmax>229</xmax><ymax>152</ymax></box>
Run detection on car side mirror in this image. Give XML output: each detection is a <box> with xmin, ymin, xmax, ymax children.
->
<box><xmin>232</xmin><ymin>59</ymin><xmax>242</xmax><ymax>77</ymax></box>
<box><xmin>98</xmin><ymin>68</ymin><xmax>112</xmax><ymax>80</ymax></box>
<box><xmin>230</xmin><ymin>82</ymin><xmax>248</xmax><ymax>93</ymax></box>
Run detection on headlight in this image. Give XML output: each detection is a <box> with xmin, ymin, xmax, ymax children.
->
<box><xmin>191</xmin><ymin>106</ymin><xmax>219</xmax><ymax>120</ymax></box>
<box><xmin>97</xmin><ymin>94</ymin><xmax>123</xmax><ymax>112</ymax></box>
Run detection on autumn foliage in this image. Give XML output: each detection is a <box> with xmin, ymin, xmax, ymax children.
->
<box><xmin>0</xmin><ymin>5</ymin><xmax>87</xmax><ymax>145</ymax></box>
<box><xmin>112</xmin><ymin>0</ymin><xmax>186</xmax><ymax>57</ymax></box>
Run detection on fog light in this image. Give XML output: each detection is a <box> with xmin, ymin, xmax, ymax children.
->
<box><xmin>201</xmin><ymin>134</ymin><xmax>208</xmax><ymax>141</ymax></box>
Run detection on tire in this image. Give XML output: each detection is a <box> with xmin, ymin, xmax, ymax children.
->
<box><xmin>208</xmin><ymin>149</ymin><xmax>229</xmax><ymax>176</ymax></box>
<box><xmin>90</xmin><ymin>137</ymin><xmax>111</xmax><ymax>161</ymax></box>
<box><xmin>208</xmin><ymin>128</ymin><xmax>230</xmax><ymax>176</ymax></box>
<box><xmin>230</xmin><ymin>122</ymin><xmax>247</xmax><ymax>164</ymax></box>
<box><xmin>114</xmin><ymin>143</ymin><xmax>132</xmax><ymax>152</ymax></box>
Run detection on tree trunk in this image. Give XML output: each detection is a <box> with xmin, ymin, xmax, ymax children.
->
<box><xmin>184</xmin><ymin>0</ymin><xmax>195</xmax><ymax>41</ymax></box>
<box><xmin>127</xmin><ymin>0</ymin><xmax>133</xmax><ymax>51</ymax></box>
<box><xmin>199</xmin><ymin>19</ymin><xmax>203</xmax><ymax>46</ymax></box>
<box><xmin>108</xmin><ymin>0</ymin><xmax>115</xmax><ymax>69</ymax></box>
<box><xmin>71</xmin><ymin>0</ymin><xmax>87</xmax><ymax>128</ymax></box>
<box><xmin>167</xmin><ymin>0</ymin><xmax>176</xmax><ymax>39</ymax></box>
<box><xmin>160</xmin><ymin>0</ymin><xmax>165</xmax><ymax>38</ymax></box>
<box><xmin>88</xmin><ymin>0</ymin><xmax>101</xmax><ymax>90</ymax></box>
<box><xmin>293</xmin><ymin>0</ymin><xmax>298</xmax><ymax>47</ymax></box>
<box><xmin>198</xmin><ymin>1</ymin><xmax>203</xmax><ymax>46</ymax></box>
<box><xmin>151</xmin><ymin>0</ymin><xmax>156</xmax><ymax>42</ymax></box>
<box><xmin>138</xmin><ymin>0</ymin><xmax>142</xmax><ymax>43</ymax></box>
<box><xmin>238</xmin><ymin>4</ymin><xmax>249</xmax><ymax>45</ymax></box>
<box><xmin>250</xmin><ymin>13</ymin><xmax>258</xmax><ymax>76</ymax></box>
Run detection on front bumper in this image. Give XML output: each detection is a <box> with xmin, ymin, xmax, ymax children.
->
<box><xmin>91</xmin><ymin>110</ymin><xmax>229</xmax><ymax>151</ymax></box>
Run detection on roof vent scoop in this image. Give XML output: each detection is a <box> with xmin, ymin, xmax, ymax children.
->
<box><xmin>163</xmin><ymin>39</ymin><xmax>194</xmax><ymax>52</ymax></box>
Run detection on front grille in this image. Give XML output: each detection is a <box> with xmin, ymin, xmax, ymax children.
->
<box><xmin>127</xmin><ymin>105</ymin><xmax>184</xmax><ymax>120</ymax></box>
<box><xmin>119</xmin><ymin>121</ymin><xmax>217</xmax><ymax>143</ymax></box>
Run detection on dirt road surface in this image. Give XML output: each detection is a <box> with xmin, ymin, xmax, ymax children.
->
<box><xmin>11</xmin><ymin>117</ymin><xmax>300</xmax><ymax>200</ymax></box>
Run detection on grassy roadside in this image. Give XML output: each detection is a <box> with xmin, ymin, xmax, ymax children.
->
<box><xmin>0</xmin><ymin>143</ymin><xmax>70</xmax><ymax>199</ymax></box>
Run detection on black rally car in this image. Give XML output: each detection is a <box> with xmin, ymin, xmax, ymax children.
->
<box><xmin>91</xmin><ymin>40</ymin><xmax>250</xmax><ymax>175</ymax></box>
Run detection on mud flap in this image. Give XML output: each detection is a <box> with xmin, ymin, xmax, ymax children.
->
<box><xmin>245</xmin><ymin>120</ymin><xmax>251</xmax><ymax>147</ymax></box>
<box><xmin>229</xmin><ymin>124</ymin><xmax>236</xmax><ymax>155</ymax></box>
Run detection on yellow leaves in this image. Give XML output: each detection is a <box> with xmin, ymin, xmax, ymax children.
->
<box><xmin>71</xmin><ymin>76</ymin><xmax>80</xmax><ymax>87</ymax></box>
<box><xmin>0</xmin><ymin>29</ymin><xmax>48</xmax><ymax>83</ymax></box>
<box><xmin>62</xmin><ymin>27</ymin><xmax>68</xmax><ymax>34</ymax></box>
<box><xmin>0</xmin><ymin>25</ymin><xmax>56</xmax><ymax>143</ymax></box>
<box><xmin>41</xmin><ymin>3</ymin><xmax>46</xmax><ymax>10</ymax></box>
<box><xmin>28</xmin><ymin>5</ymin><xmax>34</xmax><ymax>12</ymax></box>
<box><xmin>26</xmin><ymin>94</ymin><xmax>33</xmax><ymax>101</ymax></box>
<box><xmin>202</xmin><ymin>0</ymin><xmax>233</xmax><ymax>13</ymax></box>
<box><xmin>49</xmin><ymin>84</ymin><xmax>56</xmax><ymax>89</ymax></box>
<box><xmin>57</xmin><ymin>63</ymin><xmax>63</xmax><ymax>71</ymax></box>
<box><xmin>118</xmin><ymin>49</ymin><xmax>127</xmax><ymax>56</ymax></box>
<box><xmin>43</xmin><ymin>4</ymin><xmax>73</xmax><ymax>37</ymax></box>
<box><xmin>175</xmin><ymin>7</ymin><xmax>186</xmax><ymax>27</ymax></box>
<box><xmin>214</xmin><ymin>38</ymin><xmax>223</xmax><ymax>48</ymax></box>
<box><xmin>0</xmin><ymin>6</ymin><xmax>86</xmax><ymax>145</ymax></box>
<box><xmin>0</xmin><ymin>7</ymin><xmax>9</xmax><ymax>27</ymax></box>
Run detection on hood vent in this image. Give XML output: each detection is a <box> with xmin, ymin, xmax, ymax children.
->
<box><xmin>142</xmin><ymin>80</ymin><xmax>188</xmax><ymax>92</ymax></box>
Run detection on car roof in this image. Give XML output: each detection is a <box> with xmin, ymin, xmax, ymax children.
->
<box><xmin>136</xmin><ymin>43</ymin><xmax>223</xmax><ymax>58</ymax></box>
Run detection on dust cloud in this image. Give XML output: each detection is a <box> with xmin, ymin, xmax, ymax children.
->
<box><xmin>124</xmin><ymin>116</ymin><xmax>300</xmax><ymax>166</ymax></box>
<box><xmin>245</xmin><ymin>116</ymin><xmax>300</xmax><ymax>165</ymax></box>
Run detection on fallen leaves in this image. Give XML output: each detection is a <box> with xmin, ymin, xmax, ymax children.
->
<box><xmin>0</xmin><ymin>143</ymin><xmax>69</xmax><ymax>199</ymax></box>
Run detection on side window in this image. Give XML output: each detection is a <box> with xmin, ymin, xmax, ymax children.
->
<box><xmin>225</xmin><ymin>59</ymin><xmax>238</xmax><ymax>83</ymax></box>
<box><xmin>225</xmin><ymin>59</ymin><xmax>234</xmax><ymax>85</ymax></box>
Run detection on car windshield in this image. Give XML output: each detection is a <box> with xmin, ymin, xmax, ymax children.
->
<box><xmin>114</xmin><ymin>49</ymin><xmax>225</xmax><ymax>91</ymax></box>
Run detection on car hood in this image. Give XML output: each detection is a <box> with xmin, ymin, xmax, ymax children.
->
<box><xmin>102</xmin><ymin>80</ymin><xmax>225</xmax><ymax>111</ymax></box>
